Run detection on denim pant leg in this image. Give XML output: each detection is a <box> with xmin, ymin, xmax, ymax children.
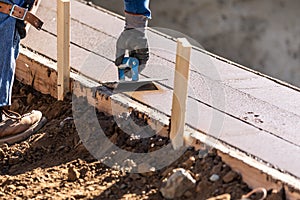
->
<box><xmin>0</xmin><ymin>16</ymin><xmax>20</xmax><ymax>107</ymax></box>
<box><xmin>124</xmin><ymin>0</ymin><xmax>151</xmax><ymax>18</ymax></box>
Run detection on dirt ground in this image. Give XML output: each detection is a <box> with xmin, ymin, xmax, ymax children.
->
<box><xmin>0</xmin><ymin>81</ymin><xmax>285</xmax><ymax>199</ymax></box>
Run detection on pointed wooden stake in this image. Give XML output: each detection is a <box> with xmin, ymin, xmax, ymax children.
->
<box><xmin>170</xmin><ymin>38</ymin><xmax>192</xmax><ymax>150</ymax></box>
<box><xmin>57</xmin><ymin>0</ymin><xmax>70</xmax><ymax>100</ymax></box>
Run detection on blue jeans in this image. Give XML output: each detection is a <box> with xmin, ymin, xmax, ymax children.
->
<box><xmin>0</xmin><ymin>0</ymin><xmax>24</xmax><ymax>107</ymax></box>
<box><xmin>124</xmin><ymin>0</ymin><xmax>151</xmax><ymax>18</ymax></box>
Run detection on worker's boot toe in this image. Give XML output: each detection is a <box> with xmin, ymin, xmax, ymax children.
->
<box><xmin>0</xmin><ymin>110</ymin><xmax>45</xmax><ymax>144</ymax></box>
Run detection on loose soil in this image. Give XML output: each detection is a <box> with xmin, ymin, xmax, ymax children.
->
<box><xmin>0</xmin><ymin>81</ymin><xmax>284</xmax><ymax>199</ymax></box>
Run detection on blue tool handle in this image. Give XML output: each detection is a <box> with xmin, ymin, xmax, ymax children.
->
<box><xmin>118</xmin><ymin>57</ymin><xmax>139</xmax><ymax>81</ymax></box>
<box><xmin>118</xmin><ymin>68</ymin><xmax>125</xmax><ymax>81</ymax></box>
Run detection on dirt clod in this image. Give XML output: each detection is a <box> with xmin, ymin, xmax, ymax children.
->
<box><xmin>223</xmin><ymin>171</ymin><xmax>239</xmax><ymax>183</ymax></box>
<box><xmin>67</xmin><ymin>166</ymin><xmax>80</xmax><ymax>182</ymax></box>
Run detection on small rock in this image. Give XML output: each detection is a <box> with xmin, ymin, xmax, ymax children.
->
<box><xmin>182</xmin><ymin>156</ymin><xmax>196</xmax><ymax>168</ymax></box>
<box><xmin>207</xmin><ymin>193</ymin><xmax>231</xmax><ymax>200</ymax></box>
<box><xmin>138</xmin><ymin>163</ymin><xmax>156</xmax><ymax>176</ymax></box>
<box><xmin>209</xmin><ymin>174</ymin><xmax>220</xmax><ymax>182</ymax></box>
<box><xmin>129</xmin><ymin>173</ymin><xmax>140</xmax><ymax>180</ymax></box>
<box><xmin>211</xmin><ymin>163</ymin><xmax>222</xmax><ymax>174</ymax></box>
<box><xmin>183</xmin><ymin>190</ymin><xmax>194</xmax><ymax>198</ymax></box>
<box><xmin>160</xmin><ymin>168</ymin><xmax>196</xmax><ymax>199</ymax></box>
<box><xmin>194</xmin><ymin>173</ymin><xmax>202</xmax><ymax>182</ymax></box>
<box><xmin>68</xmin><ymin>166</ymin><xmax>80</xmax><ymax>182</ymax></box>
<box><xmin>198</xmin><ymin>144</ymin><xmax>210</xmax><ymax>159</ymax></box>
<box><xmin>196</xmin><ymin>180</ymin><xmax>211</xmax><ymax>193</ymax></box>
<box><xmin>222</xmin><ymin>171</ymin><xmax>238</xmax><ymax>183</ymax></box>
<box><xmin>119</xmin><ymin>184</ymin><xmax>127</xmax><ymax>189</ymax></box>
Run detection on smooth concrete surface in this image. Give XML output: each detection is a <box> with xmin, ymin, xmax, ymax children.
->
<box><xmin>22</xmin><ymin>0</ymin><xmax>300</xmax><ymax>178</ymax></box>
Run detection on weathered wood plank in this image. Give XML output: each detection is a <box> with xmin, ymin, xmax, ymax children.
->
<box><xmin>16</xmin><ymin>49</ymin><xmax>58</xmax><ymax>98</ymax></box>
<box><xmin>170</xmin><ymin>38</ymin><xmax>192</xmax><ymax>149</ymax></box>
<box><xmin>57</xmin><ymin>0</ymin><xmax>70</xmax><ymax>100</ymax></box>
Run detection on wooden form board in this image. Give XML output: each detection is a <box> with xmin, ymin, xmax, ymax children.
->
<box><xmin>16</xmin><ymin>47</ymin><xmax>300</xmax><ymax>199</ymax></box>
<box><xmin>57</xmin><ymin>0</ymin><xmax>70</xmax><ymax>100</ymax></box>
<box><xmin>170</xmin><ymin>38</ymin><xmax>192</xmax><ymax>149</ymax></box>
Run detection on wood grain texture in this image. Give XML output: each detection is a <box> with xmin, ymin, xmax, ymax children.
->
<box><xmin>170</xmin><ymin>38</ymin><xmax>192</xmax><ymax>149</ymax></box>
<box><xmin>57</xmin><ymin>0</ymin><xmax>70</xmax><ymax>100</ymax></box>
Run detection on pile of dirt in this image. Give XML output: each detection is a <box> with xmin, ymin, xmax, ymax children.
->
<box><xmin>0</xmin><ymin>81</ymin><xmax>284</xmax><ymax>199</ymax></box>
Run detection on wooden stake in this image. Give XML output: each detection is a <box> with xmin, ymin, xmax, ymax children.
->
<box><xmin>57</xmin><ymin>0</ymin><xmax>70</xmax><ymax>100</ymax></box>
<box><xmin>170</xmin><ymin>38</ymin><xmax>192</xmax><ymax>150</ymax></box>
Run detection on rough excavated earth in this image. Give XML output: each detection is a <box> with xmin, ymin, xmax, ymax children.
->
<box><xmin>0</xmin><ymin>81</ymin><xmax>284</xmax><ymax>199</ymax></box>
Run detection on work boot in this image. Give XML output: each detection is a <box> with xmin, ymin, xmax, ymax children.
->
<box><xmin>0</xmin><ymin>109</ymin><xmax>45</xmax><ymax>145</ymax></box>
